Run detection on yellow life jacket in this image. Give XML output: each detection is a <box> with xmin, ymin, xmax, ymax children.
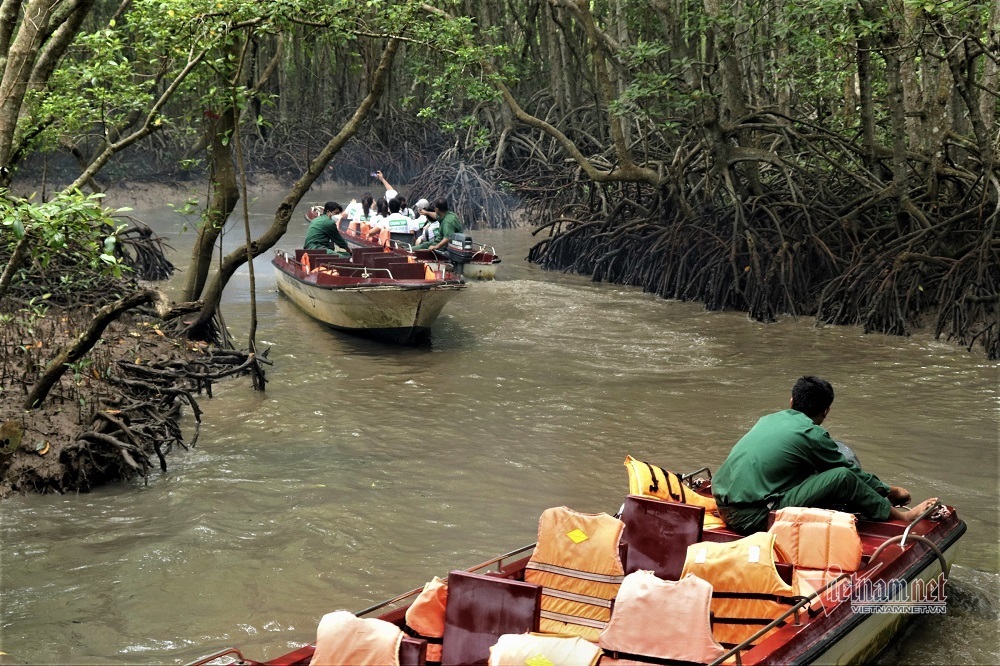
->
<box><xmin>488</xmin><ymin>632</ymin><xmax>602</xmax><ymax>666</ymax></box>
<box><xmin>404</xmin><ymin>576</ymin><xmax>447</xmax><ymax>663</ymax></box>
<box><xmin>624</xmin><ymin>455</ymin><xmax>726</xmax><ymax>530</ymax></box>
<box><xmin>523</xmin><ymin>507</ymin><xmax>626</xmax><ymax>642</ymax></box>
<box><xmin>681</xmin><ymin>532</ymin><xmax>799</xmax><ymax>649</ymax></box>
<box><xmin>598</xmin><ymin>571</ymin><xmax>727</xmax><ymax>664</ymax></box>
<box><xmin>310</xmin><ymin>610</ymin><xmax>403</xmax><ymax>666</ymax></box>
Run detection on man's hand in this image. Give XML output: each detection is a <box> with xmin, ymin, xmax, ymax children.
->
<box><xmin>887</xmin><ymin>486</ymin><xmax>911</xmax><ymax>506</ymax></box>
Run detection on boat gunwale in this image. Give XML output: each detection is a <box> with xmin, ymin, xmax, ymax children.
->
<box><xmin>272</xmin><ymin>252</ymin><xmax>466</xmax><ymax>292</ymax></box>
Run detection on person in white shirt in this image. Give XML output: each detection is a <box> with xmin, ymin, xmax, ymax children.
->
<box><xmin>366</xmin><ymin>197</ymin><xmax>410</xmax><ymax>241</ymax></box>
<box><xmin>407</xmin><ymin>198</ymin><xmax>430</xmax><ymax>234</ymax></box>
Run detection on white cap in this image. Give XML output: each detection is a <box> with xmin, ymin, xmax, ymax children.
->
<box><xmin>415</xmin><ymin>198</ymin><xmax>430</xmax><ymax>210</ymax></box>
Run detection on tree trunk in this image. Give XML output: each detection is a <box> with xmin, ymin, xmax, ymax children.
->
<box><xmin>0</xmin><ymin>0</ymin><xmax>56</xmax><ymax>174</ymax></box>
<box><xmin>185</xmin><ymin>38</ymin><xmax>403</xmax><ymax>337</ymax></box>
<box><xmin>181</xmin><ymin>107</ymin><xmax>239</xmax><ymax>302</ymax></box>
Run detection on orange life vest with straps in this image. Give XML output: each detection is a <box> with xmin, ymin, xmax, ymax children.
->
<box><xmin>523</xmin><ymin>506</ymin><xmax>625</xmax><ymax>642</ymax></box>
<box><xmin>768</xmin><ymin>507</ymin><xmax>862</xmax><ymax>610</ymax></box>
<box><xmin>681</xmin><ymin>532</ymin><xmax>800</xmax><ymax>649</ymax></box>
<box><xmin>599</xmin><ymin>571</ymin><xmax>727</xmax><ymax>665</ymax></box>
<box><xmin>624</xmin><ymin>455</ymin><xmax>726</xmax><ymax>530</ymax></box>
<box><xmin>404</xmin><ymin>577</ymin><xmax>447</xmax><ymax>663</ymax></box>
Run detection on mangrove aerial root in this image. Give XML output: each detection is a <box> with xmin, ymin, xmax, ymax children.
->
<box><xmin>518</xmin><ymin>112</ymin><xmax>999</xmax><ymax>359</ymax></box>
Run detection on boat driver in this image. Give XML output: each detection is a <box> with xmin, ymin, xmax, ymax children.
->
<box><xmin>304</xmin><ymin>201</ymin><xmax>351</xmax><ymax>256</ymax></box>
<box><xmin>712</xmin><ymin>376</ymin><xmax>938</xmax><ymax>535</ymax></box>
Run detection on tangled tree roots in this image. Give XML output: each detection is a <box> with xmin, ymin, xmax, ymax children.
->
<box><xmin>113</xmin><ymin>217</ymin><xmax>176</xmax><ymax>281</ymax></box>
<box><xmin>526</xmin><ymin>113</ymin><xmax>1000</xmax><ymax>359</ymax></box>
<box><xmin>405</xmin><ymin>149</ymin><xmax>517</xmax><ymax>230</ymax></box>
<box><xmin>0</xmin><ymin>333</ymin><xmax>266</xmax><ymax>497</ymax></box>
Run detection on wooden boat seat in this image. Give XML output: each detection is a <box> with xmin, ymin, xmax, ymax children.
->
<box><xmin>351</xmin><ymin>247</ymin><xmax>385</xmax><ymax>262</ymax></box>
<box><xmin>383</xmin><ymin>263</ymin><xmax>428</xmax><ymax>280</ymax></box>
<box><xmin>295</xmin><ymin>249</ymin><xmax>329</xmax><ymax>262</ymax></box>
<box><xmin>439</xmin><ymin>570</ymin><xmax>542</xmax><ymax>666</ymax></box>
<box><xmin>399</xmin><ymin>636</ymin><xmax>428</xmax><ymax>666</ymax></box>
<box><xmin>620</xmin><ymin>495</ymin><xmax>703</xmax><ymax>581</ymax></box>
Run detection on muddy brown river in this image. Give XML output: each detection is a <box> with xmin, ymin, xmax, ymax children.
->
<box><xmin>1</xmin><ymin>186</ymin><xmax>997</xmax><ymax>664</ymax></box>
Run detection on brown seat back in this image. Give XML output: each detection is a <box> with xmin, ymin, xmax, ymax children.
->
<box><xmin>439</xmin><ymin>570</ymin><xmax>542</xmax><ymax>666</ymax></box>
<box><xmin>399</xmin><ymin>636</ymin><xmax>428</xmax><ymax>666</ymax></box>
<box><xmin>620</xmin><ymin>495</ymin><xmax>704</xmax><ymax>581</ymax></box>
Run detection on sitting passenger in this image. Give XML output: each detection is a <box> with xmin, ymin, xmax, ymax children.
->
<box><xmin>712</xmin><ymin>376</ymin><xmax>937</xmax><ymax>535</ymax></box>
<box><xmin>412</xmin><ymin>199</ymin><xmax>462</xmax><ymax>251</ymax></box>
<box><xmin>304</xmin><ymin>201</ymin><xmax>351</xmax><ymax>255</ymax></box>
<box><xmin>409</xmin><ymin>198</ymin><xmax>435</xmax><ymax>240</ymax></box>
<box><xmin>367</xmin><ymin>197</ymin><xmax>410</xmax><ymax>244</ymax></box>
<box><xmin>345</xmin><ymin>193</ymin><xmax>375</xmax><ymax>233</ymax></box>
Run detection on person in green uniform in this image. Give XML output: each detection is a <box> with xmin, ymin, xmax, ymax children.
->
<box><xmin>412</xmin><ymin>199</ymin><xmax>462</xmax><ymax>251</ymax></box>
<box><xmin>712</xmin><ymin>376</ymin><xmax>938</xmax><ymax>535</ymax></box>
<box><xmin>304</xmin><ymin>201</ymin><xmax>351</xmax><ymax>255</ymax></box>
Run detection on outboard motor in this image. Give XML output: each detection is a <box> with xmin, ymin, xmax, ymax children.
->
<box><xmin>835</xmin><ymin>441</ymin><xmax>862</xmax><ymax>471</ymax></box>
<box><xmin>446</xmin><ymin>233</ymin><xmax>475</xmax><ymax>275</ymax></box>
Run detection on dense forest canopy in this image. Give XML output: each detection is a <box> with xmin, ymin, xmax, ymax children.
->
<box><xmin>0</xmin><ymin>0</ymin><xmax>997</xmax><ymax>360</ymax></box>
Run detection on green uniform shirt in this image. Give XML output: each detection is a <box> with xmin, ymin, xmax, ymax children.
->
<box><xmin>438</xmin><ymin>210</ymin><xmax>462</xmax><ymax>242</ymax></box>
<box><xmin>304</xmin><ymin>213</ymin><xmax>350</xmax><ymax>253</ymax></box>
<box><xmin>713</xmin><ymin>409</ymin><xmax>890</xmax><ymax>509</ymax></box>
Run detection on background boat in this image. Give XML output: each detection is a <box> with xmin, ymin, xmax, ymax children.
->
<box><xmin>273</xmin><ymin>247</ymin><xmax>466</xmax><ymax>345</ymax></box>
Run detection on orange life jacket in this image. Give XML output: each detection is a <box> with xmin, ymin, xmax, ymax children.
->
<box><xmin>488</xmin><ymin>632</ymin><xmax>602</xmax><ymax>666</ymax></box>
<box><xmin>599</xmin><ymin>571</ymin><xmax>726</xmax><ymax>664</ymax></box>
<box><xmin>378</xmin><ymin>227</ymin><xmax>391</xmax><ymax>247</ymax></box>
<box><xmin>768</xmin><ymin>507</ymin><xmax>862</xmax><ymax>606</ymax></box>
<box><xmin>310</xmin><ymin>610</ymin><xmax>403</xmax><ymax>666</ymax></box>
<box><xmin>523</xmin><ymin>506</ymin><xmax>625</xmax><ymax>642</ymax></box>
<box><xmin>624</xmin><ymin>455</ymin><xmax>726</xmax><ymax>530</ymax></box>
<box><xmin>681</xmin><ymin>532</ymin><xmax>799</xmax><ymax>649</ymax></box>
<box><xmin>404</xmin><ymin>577</ymin><xmax>447</xmax><ymax>663</ymax></box>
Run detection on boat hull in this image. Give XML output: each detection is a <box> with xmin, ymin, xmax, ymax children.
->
<box><xmin>273</xmin><ymin>255</ymin><xmax>464</xmax><ymax>345</ymax></box>
<box><xmin>767</xmin><ymin>517</ymin><xmax>965</xmax><ymax>665</ymax></box>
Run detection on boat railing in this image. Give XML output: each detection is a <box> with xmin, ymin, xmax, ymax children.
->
<box><xmin>353</xmin><ymin>542</ymin><xmax>537</xmax><ymax>619</ymax></box>
<box><xmin>868</xmin><ymin>500</ymin><xmax>951</xmax><ymax>580</ymax></box>
<box><xmin>185</xmin><ymin>647</ymin><xmax>247</xmax><ymax>666</ymax></box>
<box><xmin>707</xmin><ymin>573</ymin><xmax>853</xmax><ymax>666</ymax></box>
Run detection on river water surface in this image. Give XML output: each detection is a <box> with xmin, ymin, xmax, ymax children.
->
<box><xmin>1</xmin><ymin>186</ymin><xmax>998</xmax><ymax>664</ymax></box>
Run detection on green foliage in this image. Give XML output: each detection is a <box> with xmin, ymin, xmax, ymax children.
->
<box><xmin>0</xmin><ymin>190</ymin><xmax>130</xmax><ymax>279</ymax></box>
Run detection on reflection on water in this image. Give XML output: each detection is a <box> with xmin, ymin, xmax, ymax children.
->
<box><xmin>0</xmin><ymin>187</ymin><xmax>997</xmax><ymax>664</ymax></box>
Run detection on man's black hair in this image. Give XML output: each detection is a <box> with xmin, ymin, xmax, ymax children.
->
<box><xmin>323</xmin><ymin>201</ymin><xmax>342</xmax><ymax>214</ymax></box>
<box><xmin>388</xmin><ymin>197</ymin><xmax>401</xmax><ymax>214</ymax></box>
<box><xmin>433</xmin><ymin>198</ymin><xmax>449</xmax><ymax>212</ymax></box>
<box><xmin>791</xmin><ymin>376</ymin><xmax>835</xmax><ymax>417</ymax></box>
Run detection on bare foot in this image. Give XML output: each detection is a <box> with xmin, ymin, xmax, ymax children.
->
<box><xmin>901</xmin><ymin>498</ymin><xmax>939</xmax><ymax>521</ymax></box>
<box><xmin>887</xmin><ymin>497</ymin><xmax>937</xmax><ymax>523</ymax></box>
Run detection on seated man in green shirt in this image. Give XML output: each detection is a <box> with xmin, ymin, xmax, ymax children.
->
<box><xmin>712</xmin><ymin>376</ymin><xmax>938</xmax><ymax>535</ymax></box>
<box><xmin>304</xmin><ymin>201</ymin><xmax>351</xmax><ymax>256</ymax></box>
<box><xmin>412</xmin><ymin>198</ymin><xmax>462</xmax><ymax>251</ymax></box>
